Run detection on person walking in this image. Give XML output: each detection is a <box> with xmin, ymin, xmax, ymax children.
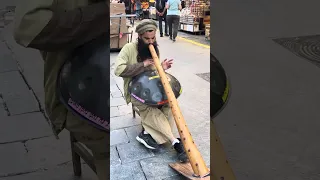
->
<box><xmin>135</xmin><ymin>0</ymin><xmax>143</xmax><ymax>20</ymax></box>
<box><xmin>156</xmin><ymin>0</ymin><xmax>169</xmax><ymax>37</ymax></box>
<box><xmin>166</xmin><ymin>0</ymin><xmax>182</xmax><ymax>42</ymax></box>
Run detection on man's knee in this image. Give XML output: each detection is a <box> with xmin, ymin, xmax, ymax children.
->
<box><xmin>65</xmin><ymin>111</ymin><xmax>108</xmax><ymax>153</ymax></box>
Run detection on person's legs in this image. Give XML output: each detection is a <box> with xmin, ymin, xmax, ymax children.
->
<box><xmin>172</xmin><ymin>15</ymin><xmax>180</xmax><ymax>41</ymax></box>
<box><xmin>158</xmin><ymin>16</ymin><xmax>164</xmax><ymax>36</ymax></box>
<box><xmin>167</xmin><ymin>15</ymin><xmax>173</xmax><ymax>39</ymax></box>
<box><xmin>131</xmin><ymin>98</ymin><xmax>175</xmax><ymax>145</ymax></box>
<box><xmin>164</xmin><ymin>15</ymin><xmax>169</xmax><ymax>36</ymax></box>
<box><xmin>131</xmin><ymin>98</ymin><xmax>188</xmax><ymax>162</ymax></box>
<box><xmin>65</xmin><ymin>111</ymin><xmax>108</xmax><ymax>180</ymax></box>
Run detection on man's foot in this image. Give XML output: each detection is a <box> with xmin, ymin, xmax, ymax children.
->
<box><xmin>160</xmin><ymin>34</ymin><xmax>163</xmax><ymax>37</ymax></box>
<box><xmin>165</xmin><ymin>33</ymin><xmax>169</xmax><ymax>36</ymax></box>
<box><xmin>172</xmin><ymin>39</ymin><xmax>176</xmax><ymax>42</ymax></box>
<box><xmin>173</xmin><ymin>138</ymin><xmax>189</xmax><ymax>162</ymax></box>
<box><xmin>136</xmin><ymin>132</ymin><xmax>159</xmax><ymax>150</ymax></box>
<box><xmin>169</xmin><ymin>36</ymin><xmax>172</xmax><ymax>40</ymax></box>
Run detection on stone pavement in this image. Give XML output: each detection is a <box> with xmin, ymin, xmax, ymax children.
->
<box><xmin>152</xmin><ymin>20</ymin><xmax>210</xmax><ymax>46</ymax></box>
<box><xmin>0</xmin><ymin>4</ymin><xmax>97</xmax><ymax>180</ymax></box>
<box><xmin>109</xmin><ymin>24</ymin><xmax>210</xmax><ymax>179</ymax></box>
<box><xmin>212</xmin><ymin>1</ymin><xmax>320</xmax><ymax>180</ymax></box>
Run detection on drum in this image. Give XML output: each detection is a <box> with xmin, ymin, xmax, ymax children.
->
<box><xmin>129</xmin><ymin>70</ymin><xmax>182</xmax><ymax>106</ymax></box>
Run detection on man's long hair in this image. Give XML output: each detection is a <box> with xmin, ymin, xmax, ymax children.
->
<box><xmin>137</xmin><ymin>37</ymin><xmax>160</xmax><ymax>62</ymax></box>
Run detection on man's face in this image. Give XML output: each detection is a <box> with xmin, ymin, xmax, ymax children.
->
<box><xmin>139</xmin><ymin>30</ymin><xmax>156</xmax><ymax>45</ymax></box>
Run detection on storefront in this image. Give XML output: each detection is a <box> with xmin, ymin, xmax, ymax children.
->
<box><xmin>179</xmin><ymin>0</ymin><xmax>210</xmax><ymax>40</ymax></box>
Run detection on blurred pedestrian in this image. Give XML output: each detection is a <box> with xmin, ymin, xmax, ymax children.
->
<box><xmin>156</xmin><ymin>0</ymin><xmax>169</xmax><ymax>37</ymax></box>
<box><xmin>135</xmin><ymin>0</ymin><xmax>143</xmax><ymax>20</ymax></box>
<box><xmin>166</xmin><ymin>0</ymin><xmax>182</xmax><ymax>42</ymax></box>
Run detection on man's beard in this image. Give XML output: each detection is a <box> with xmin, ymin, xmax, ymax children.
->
<box><xmin>137</xmin><ymin>38</ymin><xmax>159</xmax><ymax>62</ymax></box>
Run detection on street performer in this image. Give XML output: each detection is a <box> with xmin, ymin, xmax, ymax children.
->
<box><xmin>114</xmin><ymin>19</ymin><xmax>188</xmax><ymax>162</ymax></box>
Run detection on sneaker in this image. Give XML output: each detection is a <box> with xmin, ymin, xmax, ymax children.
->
<box><xmin>136</xmin><ymin>132</ymin><xmax>159</xmax><ymax>150</ymax></box>
<box><xmin>173</xmin><ymin>138</ymin><xmax>189</xmax><ymax>162</ymax></box>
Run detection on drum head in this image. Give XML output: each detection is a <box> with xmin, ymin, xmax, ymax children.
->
<box><xmin>129</xmin><ymin>70</ymin><xmax>182</xmax><ymax>106</ymax></box>
<box><xmin>57</xmin><ymin>35</ymin><xmax>110</xmax><ymax>131</ymax></box>
<box><xmin>211</xmin><ymin>53</ymin><xmax>231</xmax><ymax>119</ymax></box>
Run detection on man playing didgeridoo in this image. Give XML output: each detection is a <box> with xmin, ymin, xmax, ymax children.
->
<box><xmin>114</xmin><ymin>19</ymin><xmax>188</xmax><ymax>162</ymax></box>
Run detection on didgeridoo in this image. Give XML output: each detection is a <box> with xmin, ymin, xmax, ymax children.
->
<box><xmin>148</xmin><ymin>44</ymin><xmax>210</xmax><ymax>177</ymax></box>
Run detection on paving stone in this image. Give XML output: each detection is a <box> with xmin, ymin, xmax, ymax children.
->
<box><xmin>24</xmin><ymin>130</ymin><xmax>72</xmax><ymax>169</ymax></box>
<box><xmin>124</xmin><ymin>125</ymin><xmax>143</xmax><ymax>141</ymax></box>
<box><xmin>110</xmin><ymin>107</ymin><xmax>121</xmax><ymax>118</ymax></box>
<box><xmin>139</xmin><ymin>152</ymin><xmax>179</xmax><ymax>180</ymax></box>
<box><xmin>0</xmin><ymin>54</ymin><xmax>18</xmax><ymax>73</ymax></box>
<box><xmin>0</xmin><ymin>71</ymin><xmax>39</xmax><ymax>114</ymax></box>
<box><xmin>0</xmin><ymin>112</ymin><xmax>52</xmax><ymax>143</ymax></box>
<box><xmin>1</xmin><ymin>161</ymin><xmax>97</xmax><ymax>180</ymax></box>
<box><xmin>0</xmin><ymin>98</ymin><xmax>8</xmax><ymax>117</ymax></box>
<box><xmin>118</xmin><ymin>104</ymin><xmax>133</xmax><ymax>115</ymax></box>
<box><xmin>110</xmin><ymin>97</ymin><xmax>126</xmax><ymax>107</ymax></box>
<box><xmin>110</xmin><ymin>129</ymin><xmax>129</xmax><ymax>146</ymax></box>
<box><xmin>0</xmin><ymin>142</ymin><xmax>32</xmax><ymax>177</ymax></box>
<box><xmin>111</xmin><ymin>90</ymin><xmax>123</xmax><ymax>98</ymax></box>
<box><xmin>161</xmin><ymin>175</ymin><xmax>186</xmax><ymax>180</ymax></box>
<box><xmin>0</xmin><ymin>42</ymin><xmax>18</xmax><ymax>73</ymax></box>
<box><xmin>110</xmin><ymin>146</ymin><xmax>121</xmax><ymax>165</ymax></box>
<box><xmin>5</xmin><ymin>91</ymin><xmax>40</xmax><ymax>115</ymax></box>
<box><xmin>0</xmin><ymin>70</ymin><xmax>28</xmax><ymax>95</ymax></box>
<box><xmin>117</xmin><ymin>142</ymin><xmax>154</xmax><ymax>164</ymax></box>
<box><xmin>110</xmin><ymin>83</ymin><xmax>121</xmax><ymax>93</ymax></box>
<box><xmin>110</xmin><ymin>162</ymin><xmax>146</xmax><ymax>180</ymax></box>
<box><xmin>110</xmin><ymin>114</ymin><xmax>141</xmax><ymax>130</ymax></box>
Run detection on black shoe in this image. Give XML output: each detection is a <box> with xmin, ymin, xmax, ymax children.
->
<box><xmin>169</xmin><ymin>36</ymin><xmax>172</xmax><ymax>40</ymax></box>
<box><xmin>160</xmin><ymin>34</ymin><xmax>163</xmax><ymax>37</ymax></box>
<box><xmin>136</xmin><ymin>132</ymin><xmax>159</xmax><ymax>150</ymax></box>
<box><xmin>165</xmin><ymin>34</ymin><xmax>169</xmax><ymax>36</ymax></box>
<box><xmin>172</xmin><ymin>39</ymin><xmax>176</xmax><ymax>42</ymax></box>
<box><xmin>173</xmin><ymin>138</ymin><xmax>189</xmax><ymax>162</ymax></box>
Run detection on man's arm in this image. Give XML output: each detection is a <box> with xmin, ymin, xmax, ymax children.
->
<box><xmin>178</xmin><ymin>1</ymin><xmax>182</xmax><ymax>10</ymax></box>
<box><xmin>161</xmin><ymin>0</ymin><xmax>168</xmax><ymax>14</ymax></box>
<box><xmin>14</xmin><ymin>2</ymin><xmax>109</xmax><ymax>52</ymax></box>
<box><xmin>114</xmin><ymin>45</ymin><xmax>149</xmax><ymax>78</ymax></box>
<box><xmin>165</xmin><ymin>1</ymin><xmax>169</xmax><ymax>9</ymax></box>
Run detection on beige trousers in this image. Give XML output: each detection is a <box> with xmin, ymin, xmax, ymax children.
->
<box><xmin>131</xmin><ymin>97</ymin><xmax>176</xmax><ymax>144</ymax></box>
<box><xmin>65</xmin><ymin>111</ymin><xmax>108</xmax><ymax>180</ymax></box>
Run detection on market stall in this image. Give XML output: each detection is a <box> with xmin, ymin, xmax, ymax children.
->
<box><xmin>179</xmin><ymin>0</ymin><xmax>210</xmax><ymax>39</ymax></box>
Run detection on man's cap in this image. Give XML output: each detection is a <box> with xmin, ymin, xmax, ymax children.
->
<box><xmin>135</xmin><ymin>19</ymin><xmax>158</xmax><ymax>34</ymax></box>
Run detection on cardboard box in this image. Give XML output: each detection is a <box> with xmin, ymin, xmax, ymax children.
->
<box><xmin>110</xmin><ymin>3</ymin><xmax>125</xmax><ymax>15</ymax></box>
<box><xmin>110</xmin><ymin>34</ymin><xmax>128</xmax><ymax>49</ymax></box>
<box><xmin>110</xmin><ymin>17</ymin><xmax>128</xmax><ymax>35</ymax></box>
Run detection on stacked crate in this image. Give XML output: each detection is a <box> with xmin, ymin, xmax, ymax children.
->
<box><xmin>110</xmin><ymin>3</ymin><xmax>129</xmax><ymax>49</ymax></box>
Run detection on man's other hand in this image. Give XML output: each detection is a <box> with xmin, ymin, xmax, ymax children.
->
<box><xmin>161</xmin><ymin>59</ymin><xmax>173</xmax><ymax>70</ymax></box>
<box><xmin>143</xmin><ymin>59</ymin><xmax>154</xmax><ymax>67</ymax></box>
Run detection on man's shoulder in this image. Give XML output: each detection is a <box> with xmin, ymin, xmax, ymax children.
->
<box><xmin>122</xmin><ymin>42</ymin><xmax>137</xmax><ymax>50</ymax></box>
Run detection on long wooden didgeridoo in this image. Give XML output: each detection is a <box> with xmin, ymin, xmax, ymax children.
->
<box><xmin>148</xmin><ymin>44</ymin><xmax>210</xmax><ymax>177</ymax></box>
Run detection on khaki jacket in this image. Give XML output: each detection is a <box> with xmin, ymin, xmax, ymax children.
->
<box><xmin>13</xmin><ymin>0</ymin><xmax>98</xmax><ymax>137</ymax></box>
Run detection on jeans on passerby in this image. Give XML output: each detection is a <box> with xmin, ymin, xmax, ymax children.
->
<box><xmin>158</xmin><ymin>15</ymin><xmax>168</xmax><ymax>36</ymax></box>
<box><xmin>167</xmin><ymin>15</ymin><xmax>180</xmax><ymax>40</ymax></box>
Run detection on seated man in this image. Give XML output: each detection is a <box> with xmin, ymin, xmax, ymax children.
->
<box><xmin>114</xmin><ymin>19</ymin><xmax>187</xmax><ymax>162</ymax></box>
